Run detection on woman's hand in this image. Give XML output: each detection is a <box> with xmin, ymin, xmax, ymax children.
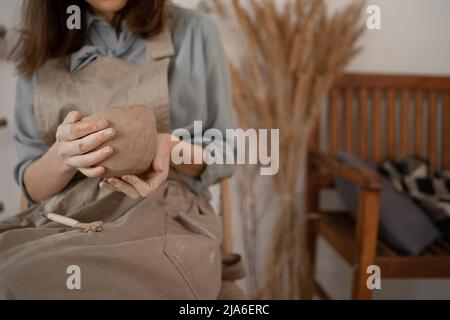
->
<box><xmin>56</xmin><ymin>111</ymin><xmax>116</xmax><ymax>178</ymax></box>
<box><xmin>99</xmin><ymin>133</ymin><xmax>177</xmax><ymax>199</ymax></box>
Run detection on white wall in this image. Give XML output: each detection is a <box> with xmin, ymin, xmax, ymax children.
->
<box><xmin>331</xmin><ymin>0</ymin><xmax>450</xmax><ymax>75</ymax></box>
<box><xmin>0</xmin><ymin>0</ymin><xmax>21</xmax><ymax>214</ymax></box>
<box><xmin>1</xmin><ymin>0</ymin><xmax>449</xmax><ymax>299</ymax></box>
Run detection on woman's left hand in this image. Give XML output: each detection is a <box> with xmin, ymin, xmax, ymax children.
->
<box><xmin>99</xmin><ymin>133</ymin><xmax>178</xmax><ymax>199</ymax></box>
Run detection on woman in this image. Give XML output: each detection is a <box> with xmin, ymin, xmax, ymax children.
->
<box><xmin>0</xmin><ymin>0</ymin><xmax>235</xmax><ymax>299</ymax></box>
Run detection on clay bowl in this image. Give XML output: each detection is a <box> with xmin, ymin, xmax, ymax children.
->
<box><xmin>84</xmin><ymin>105</ymin><xmax>157</xmax><ymax>178</ymax></box>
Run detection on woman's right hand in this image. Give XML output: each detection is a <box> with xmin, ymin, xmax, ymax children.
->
<box><xmin>55</xmin><ymin>111</ymin><xmax>116</xmax><ymax>178</ymax></box>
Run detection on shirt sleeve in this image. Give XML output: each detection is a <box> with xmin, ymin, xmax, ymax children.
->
<box><xmin>180</xmin><ymin>14</ymin><xmax>236</xmax><ymax>199</ymax></box>
<box><xmin>13</xmin><ymin>74</ymin><xmax>49</xmax><ymax>203</ymax></box>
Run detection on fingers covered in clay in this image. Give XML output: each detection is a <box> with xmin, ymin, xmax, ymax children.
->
<box><xmin>65</xmin><ymin>146</ymin><xmax>114</xmax><ymax>168</ymax></box>
<box><xmin>58</xmin><ymin>128</ymin><xmax>116</xmax><ymax>158</ymax></box>
<box><xmin>63</xmin><ymin>111</ymin><xmax>84</xmax><ymax>124</ymax></box>
<box><xmin>57</xmin><ymin>116</ymin><xmax>110</xmax><ymax>142</ymax></box>
<box><xmin>135</xmin><ymin>134</ymin><xmax>172</xmax><ymax>195</ymax></box>
<box><xmin>122</xmin><ymin>175</ymin><xmax>153</xmax><ymax>198</ymax></box>
<box><xmin>142</xmin><ymin>168</ymin><xmax>169</xmax><ymax>195</ymax></box>
<box><xmin>55</xmin><ymin>110</ymin><xmax>117</xmax><ymax>178</ymax></box>
<box><xmin>98</xmin><ymin>133</ymin><xmax>173</xmax><ymax>199</ymax></box>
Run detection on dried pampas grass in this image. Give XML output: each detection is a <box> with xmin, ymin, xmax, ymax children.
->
<box><xmin>210</xmin><ymin>0</ymin><xmax>364</xmax><ymax>299</ymax></box>
<box><xmin>0</xmin><ymin>26</ymin><xmax>6</xmax><ymax>59</ymax></box>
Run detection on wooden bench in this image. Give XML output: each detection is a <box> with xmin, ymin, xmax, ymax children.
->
<box><xmin>306</xmin><ymin>73</ymin><xmax>450</xmax><ymax>300</ymax></box>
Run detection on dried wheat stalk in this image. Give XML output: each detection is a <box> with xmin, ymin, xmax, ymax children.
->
<box><xmin>211</xmin><ymin>0</ymin><xmax>364</xmax><ymax>299</ymax></box>
<box><xmin>0</xmin><ymin>26</ymin><xmax>7</xmax><ymax>59</ymax></box>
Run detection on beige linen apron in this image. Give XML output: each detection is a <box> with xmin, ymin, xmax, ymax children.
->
<box><xmin>0</xmin><ymin>29</ymin><xmax>223</xmax><ymax>299</ymax></box>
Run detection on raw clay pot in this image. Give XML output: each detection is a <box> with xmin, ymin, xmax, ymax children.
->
<box><xmin>84</xmin><ymin>105</ymin><xmax>157</xmax><ymax>178</ymax></box>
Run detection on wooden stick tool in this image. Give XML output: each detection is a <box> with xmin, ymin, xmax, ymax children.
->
<box><xmin>41</xmin><ymin>212</ymin><xmax>103</xmax><ymax>233</ymax></box>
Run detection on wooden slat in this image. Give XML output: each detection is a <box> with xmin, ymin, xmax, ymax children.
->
<box><xmin>400</xmin><ymin>90</ymin><xmax>410</xmax><ymax>157</ymax></box>
<box><xmin>352</xmin><ymin>189</ymin><xmax>381</xmax><ymax>300</ymax></box>
<box><xmin>443</xmin><ymin>92</ymin><xmax>450</xmax><ymax>170</ymax></box>
<box><xmin>415</xmin><ymin>91</ymin><xmax>425</xmax><ymax>158</ymax></box>
<box><xmin>329</xmin><ymin>89</ymin><xmax>340</xmax><ymax>155</ymax></box>
<box><xmin>377</xmin><ymin>257</ymin><xmax>450</xmax><ymax>278</ymax></box>
<box><xmin>372</xmin><ymin>89</ymin><xmax>383</xmax><ymax>162</ymax></box>
<box><xmin>344</xmin><ymin>88</ymin><xmax>353</xmax><ymax>154</ymax></box>
<box><xmin>309</xmin><ymin>121</ymin><xmax>320</xmax><ymax>152</ymax></box>
<box><xmin>335</xmin><ymin>74</ymin><xmax>450</xmax><ymax>90</ymax></box>
<box><xmin>358</xmin><ymin>88</ymin><xmax>368</xmax><ymax>160</ymax></box>
<box><xmin>310</xmin><ymin>152</ymin><xmax>382</xmax><ymax>190</ymax></box>
<box><xmin>386</xmin><ymin>89</ymin><xmax>396</xmax><ymax>161</ymax></box>
<box><xmin>428</xmin><ymin>91</ymin><xmax>438</xmax><ymax>169</ymax></box>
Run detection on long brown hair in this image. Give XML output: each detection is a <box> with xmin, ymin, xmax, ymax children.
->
<box><xmin>9</xmin><ymin>0</ymin><xmax>170</xmax><ymax>77</ymax></box>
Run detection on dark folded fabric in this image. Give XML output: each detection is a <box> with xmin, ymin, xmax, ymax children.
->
<box><xmin>334</xmin><ymin>152</ymin><xmax>441</xmax><ymax>255</ymax></box>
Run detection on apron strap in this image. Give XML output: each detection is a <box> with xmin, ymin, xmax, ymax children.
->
<box><xmin>146</xmin><ymin>28</ymin><xmax>175</xmax><ymax>62</ymax></box>
<box><xmin>144</xmin><ymin>27</ymin><xmax>174</xmax><ymax>133</ymax></box>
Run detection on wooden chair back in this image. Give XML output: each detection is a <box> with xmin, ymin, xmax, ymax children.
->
<box><xmin>310</xmin><ymin>73</ymin><xmax>450</xmax><ymax>170</ymax></box>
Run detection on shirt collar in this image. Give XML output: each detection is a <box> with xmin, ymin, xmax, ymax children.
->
<box><xmin>86</xmin><ymin>11</ymin><xmax>105</xmax><ymax>30</ymax></box>
<box><xmin>70</xmin><ymin>11</ymin><xmax>132</xmax><ymax>73</ymax></box>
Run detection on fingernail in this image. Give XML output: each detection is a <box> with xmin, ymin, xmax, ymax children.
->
<box><xmin>104</xmin><ymin>146</ymin><xmax>114</xmax><ymax>154</ymax></box>
<box><xmin>72</xmin><ymin>112</ymin><xmax>82</xmax><ymax>122</ymax></box>
<box><xmin>105</xmin><ymin>128</ymin><xmax>116</xmax><ymax>137</ymax></box>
